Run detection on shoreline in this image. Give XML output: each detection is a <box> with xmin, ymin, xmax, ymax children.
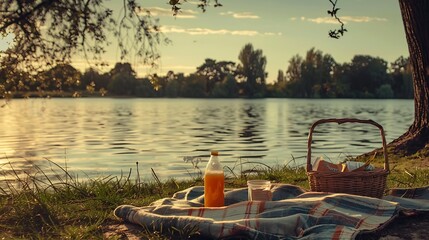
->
<box><xmin>2</xmin><ymin>90</ymin><xmax>414</xmax><ymax>100</ymax></box>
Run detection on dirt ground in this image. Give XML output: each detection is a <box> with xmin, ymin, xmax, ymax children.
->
<box><xmin>102</xmin><ymin>221</ymin><xmax>144</xmax><ymax>240</ymax></box>
<box><xmin>102</xmin><ymin>212</ymin><xmax>429</xmax><ymax>240</ymax></box>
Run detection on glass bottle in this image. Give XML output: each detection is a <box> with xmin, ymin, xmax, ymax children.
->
<box><xmin>204</xmin><ymin>151</ymin><xmax>224</xmax><ymax>207</ymax></box>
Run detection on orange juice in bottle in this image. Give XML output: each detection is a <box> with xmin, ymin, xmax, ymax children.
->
<box><xmin>204</xmin><ymin>151</ymin><xmax>224</xmax><ymax>207</ymax></box>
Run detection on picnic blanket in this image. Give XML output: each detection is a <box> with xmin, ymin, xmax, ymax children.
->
<box><xmin>114</xmin><ymin>184</ymin><xmax>429</xmax><ymax>239</ymax></box>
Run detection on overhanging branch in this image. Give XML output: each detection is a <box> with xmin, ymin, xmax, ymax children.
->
<box><xmin>327</xmin><ymin>0</ymin><xmax>347</xmax><ymax>39</ymax></box>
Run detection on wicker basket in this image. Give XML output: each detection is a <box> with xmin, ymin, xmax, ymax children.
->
<box><xmin>306</xmin><ymin>118</ymin><xmax>390</xmax><ymax>198</ymax></box>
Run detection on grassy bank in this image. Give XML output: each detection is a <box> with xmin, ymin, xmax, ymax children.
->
<box><xmin>0</xmin><ymin>155</ymin><xmax>428</xmax><ymax>239</ymax></box>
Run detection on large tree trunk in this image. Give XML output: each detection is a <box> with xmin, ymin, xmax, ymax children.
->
<box><xmin>391</xmin><ymin>0</ymin><xmax>429</xmax><ymax>155</ymax></box>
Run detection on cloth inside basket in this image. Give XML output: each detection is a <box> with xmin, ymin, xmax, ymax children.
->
<box><xmin>114</xmin><ymin>184</ymin><xmax>429</xmax><ymax>239</ymax></box>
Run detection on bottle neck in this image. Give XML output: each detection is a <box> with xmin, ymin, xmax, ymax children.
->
<box><xmin>206</xmin><ymin>154</ymin><xmax>222</xmax><ymax>171</ymax></box>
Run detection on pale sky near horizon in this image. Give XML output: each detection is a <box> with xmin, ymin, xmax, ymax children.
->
<box><xmin>1</xmin><ymin>0</ymin><xmax>409</xmax><ymax>84</ymax></box>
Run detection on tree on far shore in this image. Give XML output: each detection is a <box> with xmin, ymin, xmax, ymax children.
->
<box><xmin>237</xmin><ymin>43</ymin><xmax>267</xmax><ymax>98</ymax></box>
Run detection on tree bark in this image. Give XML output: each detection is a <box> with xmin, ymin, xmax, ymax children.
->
<box><xmin>391</xmin><ymin>0</ymin><xmax>429</xmax><ymax>154</ymax></box>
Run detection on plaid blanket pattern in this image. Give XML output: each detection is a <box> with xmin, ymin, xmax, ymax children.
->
<box><xmin>114</xmin><ymin>184</ymin><xmax>429</xmax><ymax>239</ymax></box>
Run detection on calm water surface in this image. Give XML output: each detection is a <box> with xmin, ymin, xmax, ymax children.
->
<box><xmin>0</xmin><ymin>98</ymin><xmax>413</xmax><ymax>181</ymax></box>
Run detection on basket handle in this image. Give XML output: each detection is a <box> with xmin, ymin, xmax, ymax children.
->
<box><xmin>306</xmin><ymin>118</ymin><xmax>389</xmax><ymax>173</ymax></box>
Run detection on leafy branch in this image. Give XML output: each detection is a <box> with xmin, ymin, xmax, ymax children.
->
<box><xmin>328</xmin><ymin>0</ymin><xmax>347</xmax><ymax>39</ymax></box>
<box><xmin>169</xmin><ymin>0</ymin><xmax>222</xmax><ymax>16</ymax></box>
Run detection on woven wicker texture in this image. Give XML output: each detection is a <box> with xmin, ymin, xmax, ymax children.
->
<box><xmin>306</xmin><ymin>118</ymin><xmax>390</xmax><ymax>198</ymax></box>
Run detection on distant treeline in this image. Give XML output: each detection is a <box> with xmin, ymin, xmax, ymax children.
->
<box><xmin>0</xmin><ymin>45</ymin><xmax>413</xmax><ymax>99</ymax></box>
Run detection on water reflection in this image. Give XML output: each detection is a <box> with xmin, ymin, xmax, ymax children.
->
<box><xmin>240</xmin><ymin>105</ymin><xmax>264</xmax><ymax>140</ymax></box>
<box><xmin>238</xmin><ymin>103</ymin><xmax>267</xmax><ymax>159</ymax></box>
<box><xmin>0</xmin><ymin>98</ymin><xmax>414</xmax><ymax>182</ymax></box>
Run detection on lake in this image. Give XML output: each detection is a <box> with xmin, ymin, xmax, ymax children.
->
<box><xmin>0</xmin><ymin>98</ymin><xmax>413</xmax><ymax>181</ymax></box>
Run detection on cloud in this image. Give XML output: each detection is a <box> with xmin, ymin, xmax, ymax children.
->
<box><xmin>294</xmin><ymin>16</ymin><xmax>388</xmax><ymax>24</ymax></box>
<box><xmin>161</xmin><ymin>25</ymin><xmax>261</xmax><ymax>36</ymax></box>
<box><xmin>220</xmin><ymin>11</ymin><xmax>260</xmax><ymax>19</ymax></box>
<box><xmin>341</xmin><ymin>16</ymin><xmax>388</xmax><ymax>23</ymax></box>
<box><xmin>305</xmin><ymin>17</ymin><xmax>339</xmax><ymax>24</ymax></box>
<box><xmin>144</xmin><ymin>7</ymin><xmax>198</xmax><ymax>19</ymax></box>
<box><xmin>161</xmin><ymin>25</ymin><xmax>281</xmax><ymax>36</ymax></box>
<box><xmin>264</xmin><ymin>32</ymin><xmax>282</xmax><ymax>36</ymax></box>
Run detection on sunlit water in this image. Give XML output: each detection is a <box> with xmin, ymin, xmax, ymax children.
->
<box><xmin>0</xmin><ymin>98</ymin><xmax>413</xmax><ymax>181</ymax></box>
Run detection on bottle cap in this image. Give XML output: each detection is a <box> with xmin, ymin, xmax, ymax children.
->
<box><xmin>211</xmin><ymin>151</ymin><xmax>219</xmax><ymax>156</ymax></box>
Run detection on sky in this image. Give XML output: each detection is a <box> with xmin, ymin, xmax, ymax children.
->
<box><xmin>1</xmin><ymin>0</ymin><xmax>410</xmax><ymax>84</ymax></box>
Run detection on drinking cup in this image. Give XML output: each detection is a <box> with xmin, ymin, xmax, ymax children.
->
<box><xmin>247</xmin><ymin>180</ymin><xmax>272</xmax><ymax>201</ymax></box>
